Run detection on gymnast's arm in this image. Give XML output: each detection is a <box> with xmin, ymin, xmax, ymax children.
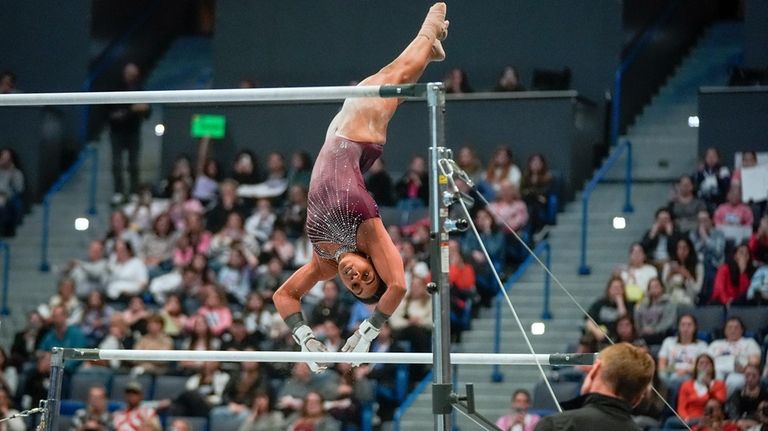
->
<box><xmin>359</xmin><ymin>218</ymin><xmax>407</xmax><ymax>316</ymax></box>
<box><xmin>274</xmin><ymin>253</ymin><xmax>337</xmax><ymax>320</ymax></box>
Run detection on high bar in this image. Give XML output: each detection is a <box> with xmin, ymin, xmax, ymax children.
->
<box><xmin>57</xmin><ymin>348</ymin><xmax>596</xmax><ymax>366</ymax></box>
<box><xmin>0</xmin><ymin>84</ymin><xmax>430</xmax><ymax>107</ymax></box>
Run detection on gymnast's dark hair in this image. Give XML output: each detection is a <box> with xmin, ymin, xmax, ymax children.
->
<box><xmin>352</xmin><ymin>282</ymin><xmax>388</xmax><ymax>305</ymax></box>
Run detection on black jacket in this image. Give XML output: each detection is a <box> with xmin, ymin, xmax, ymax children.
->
<box><xmin>534</xmin><ymin>393</ymin><xmax>640</xmax><ymax>431</ymax></box>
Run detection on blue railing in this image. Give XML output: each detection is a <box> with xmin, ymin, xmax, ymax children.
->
<box><xmin>0</xmin><ymin>241</ymin><xmax>10</xmax><ymax>317</ymax></box>
<box><xmin>578</xmin><ymin>141</ymin><xmax>634</xmax><ymax>275</ymax></box>
<box><xmin>492</xmin><ymin>240</ymin><xmax>551</xmax><ymax>382</ymax></box>
<box><xmin>39</xmin><ymin>146</ymin><xmax>99</xmax><ymax>272</ymax></box>
<box><xmin>393</xmin><ymin>370</ymin><xmax>433</xmax><ymax>431</ymax></box>
<box><xmin>610</xmin><ymin>1</ymin><xmax>680</xmax><ymax>147</ymax></box>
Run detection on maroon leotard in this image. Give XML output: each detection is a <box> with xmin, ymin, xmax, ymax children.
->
<box><xmin>306</xmin><ymin>135</ymin><xmax>383</xmax><ymax>261</ymax></box>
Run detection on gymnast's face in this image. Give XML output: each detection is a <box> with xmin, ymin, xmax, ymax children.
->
<box><xmin>338</xmin><ymin>252</ymin><xmax>380</xmax><ymax>298</ymax></box>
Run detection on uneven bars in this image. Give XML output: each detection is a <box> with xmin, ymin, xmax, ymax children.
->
<box><xmin>0</xmin><ymin>84</ymin><xmax>426</xmax><ymax>106</ymax></box>
<box><xmin>58</xmin><ymin>348</ymin><xmax>596</xmax><ymax>366</ymax></box>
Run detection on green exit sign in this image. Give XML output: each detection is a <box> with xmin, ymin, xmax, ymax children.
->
<box><xmin>190</xmin><ymin>114</ymin><xmax>226</xmax><ymax>139</ymax></box>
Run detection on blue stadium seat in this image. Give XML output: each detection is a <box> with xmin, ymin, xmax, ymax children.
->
<box><xmin>110</xmin><ymin>374</ymin><xmax>153</xmax><ymax>400</ymax></box>
<box><xmin>726</xmin><ymin>306</ymin><xmax>768</xmax><ymax>340</ymax></box>
<box><xmin>531</xmin><ymin>379</ymin><xmax>581</xmax><ymax>413</ymax></box>
<box><xmin>677</xmin><ymin>305</ymin><xmax>724</xmax><ymax>342</ymax></box>
<box><xmin>59</xmin><ymin>399</ymin><xmax>85</xmax><ymax>416</ymax></box>
<box><xmin>68</xmin><ymin>368</ymin><xmax>113</xmax><ymax>401</ymax></box>
<box><xmin>153</xmin><ymin>375</ymin><xmax>189</xmax><ymax>400</ymax></box>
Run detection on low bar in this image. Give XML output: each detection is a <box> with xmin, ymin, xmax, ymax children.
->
<box><xmin>60</xmin><ymin>348</ymin><xmax>596</xmax><ymax>366</ymax></box>
<box><xmin>0</xmin><ymin>84</ymin><xmax>425</xmax><ymax>106</ymax></box>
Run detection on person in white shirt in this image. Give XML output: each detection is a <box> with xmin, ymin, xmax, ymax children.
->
<box><xmin>616</xmin><ymin>242</ymin><xmax>659</xmax><ymax>303</ymax></box>
<box><xmin>657</xmin><ymin>313</ymin><xmax>708</xmax><ymax>388</ymax></box>
<box><xmin>106</xmin><ymin>239</ymin><xmax>149</xmax><ymax>302</ymax></box>
<box><xmin>707</xmin><ymin>317</ymin><xmax>761</xmax><ymax>396</ymax></box>
<box><xmin>495</xmin><ymin>389</ymin><xmax>540</xmax><ymax>431</ymax></box>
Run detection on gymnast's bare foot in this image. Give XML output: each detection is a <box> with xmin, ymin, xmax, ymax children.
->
<box><xmin>420</xmin><ymin>3</ymin><xmax>449</xmax><ymax>41</ymax></box>
<box><xmin>431</xmin><ymin>39</ymin><xmax>446</xmax><ymax>62</ymax></box>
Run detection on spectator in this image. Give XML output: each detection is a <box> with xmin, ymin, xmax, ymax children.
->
<box><xmin>585</xmin><ymin>276</ymin><xmax>631</xmax><ymax>342</ymax></box>
<box><xmin>209</xmin><ymin>211</ymin><xmax>259</xmax><ymax>268</ymax></box>
<box><xmin>206</xmin><ymin>179</ymin><xmax>250</xmax><ymax>233</ymax></box>
<box><xmin>124</xmin><ymin>184</ymin><xmax>167</xmax><ymax>233</ymax></box>
<box><xmin>218</xmin><ymin>247</ymin><xmax>254</xmax><ymax>306</ymax></box>
<box><xmin>132</xmin><ymin>314</ymin><xmax>173</xmax><ymax>374</ymax></box>
<box><xmin>690</xmin><ymin>209</ymin><xmax>727</xmax><ymax>304</ymax></box>
<box><xmin>395</xmin><ymin>155</ymin><xmax>429</xmax><ymax>209</ymax></box>
<box><xmin>37</xmin><ymin>305</ymin><xmax>87</xmax><ymax>371</ymax></box>
<box><xmin>326</xmin><ymin>363</ymin><xmax>374</xmax><ymax>428</ymax></box>
<box><xmin>80</xmin><ymin>291</ymin><xmax>114</xmax><ymax>346</ymax></box>
<box><xmin>364</xmin><ymin>158</ymin><xmax>395</xmax><ymax>206</ymax></box>
<box><xmin>108</xmin><ymin>63</ymin><xmax>150</xmax><ymax>205</ymax></box>
<box><xmin>254</xmin><ymin>256</ymin><xmax>289</xmax><ymax>300</ymax></box>
<box><xmin>293</xmin><ymin>230</ymin><xmax>313</xmax><ymax>270</ymax></box>
<box><xmin>279</xmin><ymin>184</ymin><xmax>308</xmax><ymax>239</ymax></box>
<box><xmin>710</xmin><ymin>244</ymin><xmax>755</xmax><ymax>305</ymax></box>
<box><xmin>173</xmin><ymin>213</ymin><xmax>212</xmax><ymax>269</ymax></box>
<box><xmin>662</xmin><ymin>237</ymin><xmax>703</xmax><ymax>305</ymax></box>
<box><xmin>460</xmin><ymin>207</ymin><xmax>505</xmax><ymax>307</ymax></box>
<box><xmin>106</xmin><ymin>240</ymin><xmax>149</xmax><ymax>302</ymax></box>
<box><xmin>320</xmin><ymin>320</ymin><xmax>344</xmax><ymax>352</ymax></box>
<box><xmin>179</xmin><ymin>315</ymin><xmax>220</xmax><ymax>372</ymax></box>
<box><xmin>167</xmin><ymin>179</ymin><xmax>204</xmax><ymax>231</ymax></box>
<box><xmin>0</xmin><ymin>71</ymin><xmax>18</xmax><ymax>93</ymax></box>
<box><xmin>675</xmin><ymin>354</ymin><xmax>726</xmax><ymax>425</ymax></box>
<box><xmin>221</xmin><ymin>318</ymin><xmax>260</xmax><ymax>351</ymax></box>
<box><xmin>455</xmin><ymin>145</ymin><xmax>484</xmax><ymax>185</ymax></box>
<box><xmin>141</xmin><ymin>212</ymin><xmax>177</xmax><ymax>278</ymax></box>
<box><xmin>0</xmin><ymin>386</ymin><xmax>24</xmax><ymax>431</ymax></box>
<box><xmin>747</xmin><ymin>264</ymin><xmax>768</xmax><ymax>305</ymax></box>
<box><xmin>749</xmin><ymin>214</ymin><xmax>768</xmax><ymax>265</ymax></box>
<box><xmin>97</xmin><ymin>314</ymin><xmax>133</xmax><ymax>370</ymax></box>
<box><xmin>486</xmin><ymin>181</ymin><xmax>528</xmax><ymax>234</ymax></box>
<box><xmin>121</xmin><ymin>295</ymin><xmax>149</xmax><ymax>334</ymax></box>
<box><xmin>714</xmin><ymin>185</ymin><xmax>753</xmax><ymax>244</ymax></box>
<box><xmin>278</xmin><ymin>363</ymin><xmax>339</xmax><ymax>413</ymax></box>
<box><xmin>495</xmin><ymin>66</ymin><xmax>526</xmax><ymax>92</ymax></box>
<box><xmin>158</xmin><ymin>293</ymin><xmax>188</xmax><ymax>338</ymax></box>
<box><xmin>725</xmin><ymin>364</ymin><xmax>767</xmax><ymax>421</ymax></box>
<box><xmin>400</xmin><ymin>241</ymin><xmax>430</xmax><ymax>292</ymax></box>
<box><xmin>159</xmin><ymin>155</ymin><xmax>194</xmax><ymax>199</ymax></box>
<box><xmin>286</xmin><ymin>391</ymin><xmax>341</xmax><ymax>431</ymax></box>
<box><xmin>168</xmin><ymin>419</ymin><xmax>191</xmax><ymax>431</ymax></box>
<box><xmin>212</xmin><ymin>357</ymin><xmax>266</xmax><ymax>423</ymax></box>
<box><xmin>443</xmin><ymin>68</ymin><xmax>472</xmax><ymax>93</ymax></box>
<box><xmin>261</xmin><ymin>230</ymin><xmax>295</xmax><ymax>267</ymax></box>
<box><xmin>193</xmin><ymin>287</ymin><xmax>233</xmax><ymax>336</ymax></box>
<box><xmin>669</xmin><ymin>175</ymin><xmax>707</xmax><ymax>234</ymax></box>
<box><xmin>657</xmin><ymin>314</ymin><xmax>708</xmax><ymax>388</ymax></box>
<box><xmin>615</xmin><ymin>243</ymin><xmax>659</xmax><ymax>303</ymax></box>
<box><xmin>0</xmin><ymin>148</ymin><xmax>24</xmax><ymax>237</ymax></box>
<box><xmin>10</xmin><ymin>311</ymin><xmax>44</xmax><ymax>367</ymax></box>
<box><xmin>364</xmin><ymin>323</ymin><xmax>404</xmax><ymax>422</ymax></box>
<box><xmin>388</xmin><ymin>275</ymin><xmax>433</xmax><ymax>345</ymax></box>
<box><xmin>708</xmin><ymin>317</ymin><xmax>761</xmax><ymax>395</ymax></box>
<box><xmin>40</xmin><ymin>277</ymin><xmax>83</xmax><ymax>326</ymax></box>
<box><xmin>287</xmin><ymin>151</ymin><xmax>313</xmax><ymax>189</ymax></box>
<box><xmin>640</xmin><ymin>207</ymin><xmax>681</xmax><ymax>268</ymax></box>
<box><xmin>245</xmin><ymin>198</ymin><xmax>277</xmax><ymax>245</ymax></box>
<box><xmin>264</xmin><ymin>152</ymin><xmax>287</xmax><ymax>183</ymax></box>
<box><xmin>231</xmin><ymin>150</ymin><xmax>261</xmax><ymax>187</ymax></box>
<box><xmin>103</xmin><ymin>211</ymin><xmax>142</xmax><ymax>257</ymax></box>
<box><xmin>237</xmin><ymin>390</ymin><xmax>286</xmax><ymax>431</ymax></box>
<box><xmin>479</xmin><ymin>146</ymin><xmax>522</xmax><ymax>199</ymax></box>
<box><xmin>0</xmin><ymin>348</ymin><xmax>18</xmax><ymax>397</ymax></box>
<box><xmin>170</xmin><ymin>361</ymin><xmax>231</xmax><ymax>417</ymax></box>
<box><xmin>112</xmin><ymin>381</ymin><xmax>161</xmax><ymax>431</ymax></box>
<box><xmin>191</xmin><ymin>139</ymin><xmax>221</xmax><ymax>205</ymax></box>
<box><xmin>520</xmin><ymin>153</ymin><xmax>554</xmax><ymax>233</ymax></box>
<box><xmin>19</xmin><ymin>352</ymin><xmax>50</xmax><ymax>411</ymax></box>
<box><xmin>448</xmin><ymin>239</ymin><xmax>475</xmax><ymax>342</ymax></box>
<box><xmin>695</xmin><ymin>147</ymin><xmax>731</xmax><ymax>213</ymax></box>
<box><xmin>634</xmin><ymin>277</ymin><xmax>676</xmax><ymax>345</ymax></box>
<box><xmin>693</xmin><ymin>399</ymin><xmax>738</xmax><ymax>431</ymax></box>
<box><xmin>495</xmin><ymin>389</ymin><xmax>540</xmax><ymax>431</ymax></box>
<box><xmin>242</xmin><ymin>292</ymin><xmax>275</xmax><ymax>341</ymax></box>
<box><xmin>69</xmin><ymin>240</ymin><xmax>109</xmax><ymax>298</ymax></box>
<box><xmin>308</xmin><ymin>281</ymin><xmax>349</xmax><ymax>329</ymax></box>
<box><xmin>71</xmin><ymin>386</ymin><xmax>112</xmax><ymax>431</ymax></box>
<box><xmin>729</xmin><ymin>150</ymin><xmax>757</xmax><ymax>187</ymax></box>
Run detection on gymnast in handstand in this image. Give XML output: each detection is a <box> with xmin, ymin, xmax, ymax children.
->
<box><xmin>273</xmin><ymin>3</ymin><xmax>449</xmax><ymax>371</ymax></box>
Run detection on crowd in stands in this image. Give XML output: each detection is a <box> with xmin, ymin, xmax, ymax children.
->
<box><xmin>564</xmin><ymin>147</ymin><xmax>768</xmax><ymax>430</ymax></box>
<box><xmin>1</xmin><ymin>141</ymin><xmax>557</xmax><ymax>431</ymax></box>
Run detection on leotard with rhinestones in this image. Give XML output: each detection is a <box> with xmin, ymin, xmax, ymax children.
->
<box><xmin>306</xmin><ymin>135</ymin><xmax>383</xmax><ymax>261</ymax></box>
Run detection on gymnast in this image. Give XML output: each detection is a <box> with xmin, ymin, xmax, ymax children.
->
<box><xmin>273</xmin><ymin>2</ymin><xmax>449</xmax><ymax>371</ymax></box>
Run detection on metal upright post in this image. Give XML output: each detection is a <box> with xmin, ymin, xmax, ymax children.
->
<box><xmin>426</xmin><ymin>82</ymin><xmax>451</xmax><ymax>431</ymax></box>
<box><xmin>44</xmin><ymin>348</ymin><xmax>65</xmax><ymax>431</ymax></box>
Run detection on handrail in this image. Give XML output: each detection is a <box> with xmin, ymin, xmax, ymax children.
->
<box><xmin>393</xmin><ymin>370</ymin><xmax>433</xmax><ymax>431</ymax></box>
<box><xmin>492</xmin><ymin>240</ymin><xmax>551</xmax><ymax>383</ymax></box>
<box><xmin>39</xmin><ymin>146</ymin><xmax>98</xmax><ymax>272</ymax></box>
<box><xmin>610</xmin><ymin>0</ymin><xmax>681</xmax><ymax>147</ymax></box>
<box><xmin>578</xmin><ymin>140</ymin><xmax>634</xmax><ymax>276</ymax></box>
<box><xmin>0</xmin><ymin>241</ymin><xmax>10</xmax><ymax>316</ymax></box>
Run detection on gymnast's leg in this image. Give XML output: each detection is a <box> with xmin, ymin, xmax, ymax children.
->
<box><xmin>334</xmin><ymin>2</ymin><xmax>449</xmax><ymax>144</ymax></box>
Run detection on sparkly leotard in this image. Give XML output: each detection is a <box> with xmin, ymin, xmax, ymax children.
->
<box><xmin>306</xmin><ymin>135</ymin><xmax>383</xmax><ymax>261</ymax></box>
